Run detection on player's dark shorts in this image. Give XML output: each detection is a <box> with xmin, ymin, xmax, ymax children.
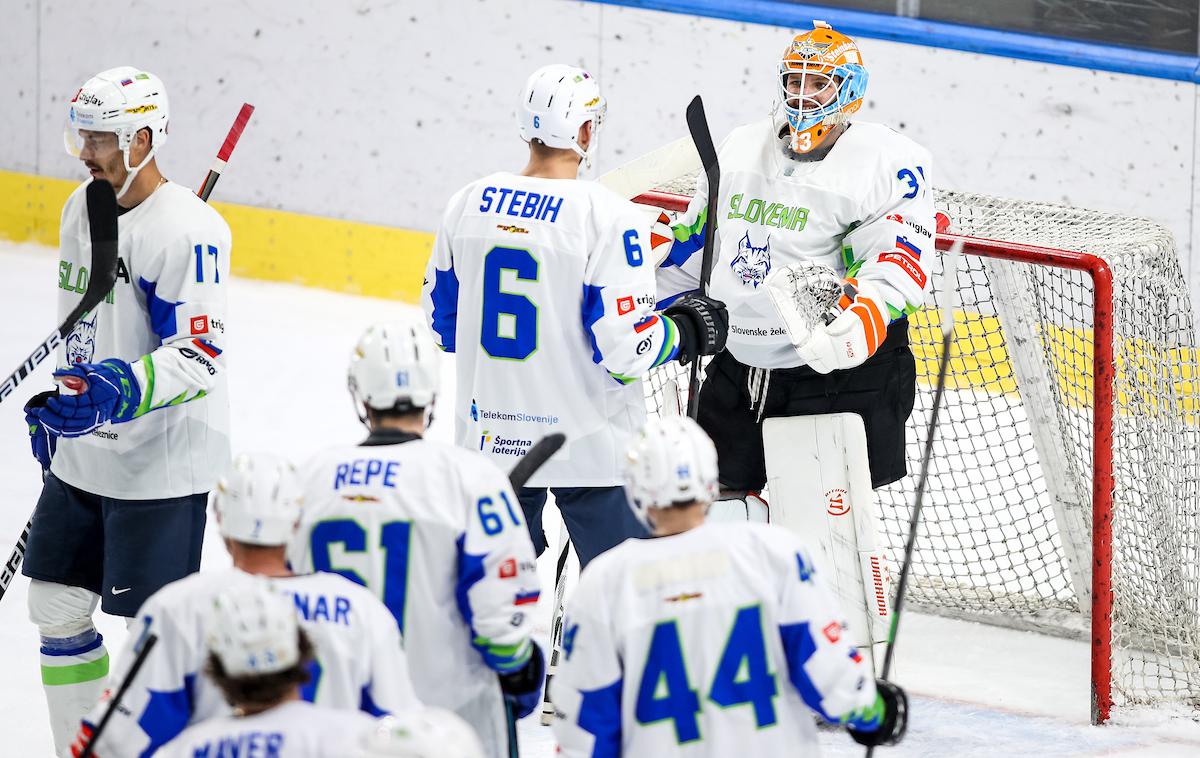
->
<box><xmin>697</xmin><ymin>318</ymin><xmax>916</xmax><ymax>492</ymax></box>
<box><xmin>518</xmin><ymin>486</ymin><xmax>648</xmax><ymax>569</ymax></box>
<box><xmin>22</xmin><ymin>473</ymin><xmax>207</xmax><ymax>617</ymax></box>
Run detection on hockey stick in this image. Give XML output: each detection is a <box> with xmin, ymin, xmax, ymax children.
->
<box><xmin>197</xmin><ymin>103</ymin><xmax>254</xmax><ymax>201</ymax></box>
<box><xmin>864</xmin><ymin>239</ymin><xmax>963</xmax><ymax>757</ymax></box>
<box><xmin>508</xmin><ymin>432</ymin><xmax>566</xmax><ymax>491</ymax></box>
<box><xmin>0</xmin><ymin>180</ymin><xmax>118</xmax><ymax>407</ymax></box>
<box><xmin>0</xmin><ymin>181</ymin><xmax>118</xmax><ymax>604</ymax></box>
<box><xmin>684</xmin><ymin>96</ymin><xmax>720</xmax><ymax>419</ymax></box>
<box><xmin>540</xmin><ymin>521</ymin><xmax>571</xmax><ymax>725</ymax></box>
<box><xmin>77</xmin><ymin>634</ymin><xmax>158</xmax><ymax>758</ymax></box>
<box><xmin>0</xmin><ymin>105</ymin><xmax>255</xmax><ymax>605</ymax></box>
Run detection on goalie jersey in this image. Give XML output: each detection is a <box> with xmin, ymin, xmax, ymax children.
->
<box><xmin>662</xmin><ymin>119</ymin><xmax>935</xmax><ymax>369</ymax></box>
<box><xmin>551</xmin><ymin>521</ymin><xmax>885</xmax><ymax>757</ymax></box>
<box><xmin>288</xmin><ymin>433</ymin><xmax>540</xmax><ymax>752</ymax></box>
<box><xmin>421</xmin><ymin>174</ymin><xmax>680</xmax><ymax>486</ymax></box>
<box><xmin>81</xmin><ymin>568</ymin><xmax>418</xmax><ymax>757</ymax></box>
<box><xmin>53</xmin><ymin>180</ymin><xmax>231</xmax><ymax>499</ymax></box>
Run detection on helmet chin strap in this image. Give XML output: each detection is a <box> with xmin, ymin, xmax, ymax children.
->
<box><xmin>116</xmin><ymin>142</ymin><xmax>158</xmax><ymax>200</ymax></box>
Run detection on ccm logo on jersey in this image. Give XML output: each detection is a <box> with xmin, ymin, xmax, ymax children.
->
<box><xmin>190</xmin><ymin>315</ymin><xmax>209</xmax><ymax>335</ymax></box>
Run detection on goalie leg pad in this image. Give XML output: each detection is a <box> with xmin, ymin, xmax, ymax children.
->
<box><xmin>762</xmin><ymin>413</ymin><xmax>894</xmax><ymax>675</ymax></box>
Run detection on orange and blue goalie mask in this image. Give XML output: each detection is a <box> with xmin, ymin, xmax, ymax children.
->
<box><xmin>778</xmin><ymin>28</ymin><xmax>868</xmax><ymax>153</ymax></box>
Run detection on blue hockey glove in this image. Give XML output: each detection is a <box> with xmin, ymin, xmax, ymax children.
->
<box><xmin>35</xmin><ymin>360</ymin><xmax>142</xmax><ymax>438</ymax></box>
<box><xmin>498</xmin><ymin>640</ymin><xmax>545</xmax><ymax>719</ymax></box>
<box><xmin>24</xmin><ymin>390</ymin><xmax>59</xmax><ymax>470</ymax></box>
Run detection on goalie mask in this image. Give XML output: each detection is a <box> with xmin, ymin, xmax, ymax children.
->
<box><xmin>517</xmin><ymin>64</ymin><xmax>606</xmax><ymax>168</ymax></box>
<box><xmin>348</xmin><ymin>320</ymin><xmax>441</xmax><ymax>425</ymax></box>
<box><xmin>624</xmin><ymin>416</ymin><xmax>719</xmax><ymax>528</ymax></box>
<box><xmin>65</xmin><ymin>66</ymin><xmax>169</xmax><ymax>198</ymax></box>
<box><xmin>777</xmin><ymin>22</ymin><xmax>868</xmax><ymax>154</ymax></box>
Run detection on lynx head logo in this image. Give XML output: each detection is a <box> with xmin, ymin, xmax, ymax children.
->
<box><xmin>730</xmin><ymin>232</ymin><xmax>771</xmax><ymax>288</ymax></box>
<box><xmin>66</xmin><ymin>312</ymin><xmax>98</xmax><ymax>365</ymax></box>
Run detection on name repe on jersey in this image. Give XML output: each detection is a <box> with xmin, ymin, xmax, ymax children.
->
<box><xmin>662</xmin><ymin>119</ymin><xmax>935</xmax><ymax>370</ymax></box>
<box><xmin>83</xmin><ymin>568</ymin><xmax>417</xmax><ymax>758</ymax></box>
<box><xmin>53</xmin><ymin>179</ymin><xmax>232</xmax><ymax>499</ymax></box>
<box><xmin>289</xmin><ymin>437</ymin><xmax>540</xmax><ymax>716</ymax></box>
<box><xmin>422</xmin><ymin>174</ymin><xmax>680</xmax><ymax>486</ymax></box>
<box><xmin>552</xmin><ymin>522</ymin><xmax>883</xmax><ymax>757</ymax></box>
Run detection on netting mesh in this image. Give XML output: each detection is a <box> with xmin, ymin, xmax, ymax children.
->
<box><xmin>638</xmin><ymin>182</ymin><xmax>1200</xmax><ymax>711</ymax></box>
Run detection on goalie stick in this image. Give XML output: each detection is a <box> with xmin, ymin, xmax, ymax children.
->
<box><xmin>77</xmin><ymin>634</ymin><xmax>158</xmax><ymax>758</ymax></box>
<box><xmin>0</xmin><ymin>104</ymin><xmax>255</xmax><ymax>605</ymax></box>
<box><xmin>684</xmin><ymin>96</ymin><xmax>720</xmax><ymax>419</ymax></box>
<box><xmin>864</xmin><ymin>239</ymin><xmax>963</xmax><ymax>757</ymax></box>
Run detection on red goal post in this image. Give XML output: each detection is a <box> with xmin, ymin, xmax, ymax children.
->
<box><xmin>632</xmin><ymin>187</ymin><xmax>1198</xmax><ymax>724</ymax></box>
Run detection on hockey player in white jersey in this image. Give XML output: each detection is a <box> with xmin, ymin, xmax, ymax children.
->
<box><xmin>661</xmin><ymin>23</ymin><xmax>935</xmax><ymax>517</ymax></box>
<box><xmin>422</xmin><ymin>64</ymin><xmax>728</xmax><ymax>567</ymax></box>
<box><xmin>289</xmin><ymin>320</ymin><xmax>544</xmax><ymax>757</ymax></box>
<box><xmin>72</xmin><ymin>453</ymin><xmax>420</xmax><ymax>758</ymax></box>
<box><xmin>21</xmin><ymin>66</ymin><xmax>232</xmax><ymax>755</ymax></box>
<box><xmin>550</xmin><ymin>416</ymin><xmax>908</xmax><ymax>756</ymax></box>
<box><xmin>157</xmin><ymin>584</ymin><xmax>381</xmax><ymax>758</ymax></box>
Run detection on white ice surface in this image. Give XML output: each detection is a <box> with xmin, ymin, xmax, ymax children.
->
<box><xmin>1</xmin><ymin>242</ymin><xmax>1199</xmax><ymax>756</ymax></box>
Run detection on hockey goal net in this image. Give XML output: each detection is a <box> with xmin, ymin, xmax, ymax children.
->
<box><xmin>634</xmin><ymin>184</ymin><xmax>1200</xmax><ymax>723</ymax></box>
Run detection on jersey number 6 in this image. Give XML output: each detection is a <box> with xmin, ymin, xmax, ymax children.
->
<box><xmin>481</xmin><ymin>246</ymin><xmax>539</xmax><ymax>361</ymax></box>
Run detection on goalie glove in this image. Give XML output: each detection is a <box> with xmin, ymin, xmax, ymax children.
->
<box><xmin>766</xmin><ymin>261</ymin><xmax>888</xmax><ymax>375</ymax></box>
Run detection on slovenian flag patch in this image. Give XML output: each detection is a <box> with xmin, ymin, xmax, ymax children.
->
<box><xmin>192</xmin><ymin>338</ymin><xmax>222</xmax><ymax>358</ymax></box>
<box><xmin>514</xmin><ymin>590</ymin><xmax>540</xmax><ymax>606</ymax></box>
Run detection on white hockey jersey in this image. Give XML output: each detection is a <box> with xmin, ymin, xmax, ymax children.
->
<box><xmin>82</xmin><ymin>568</ymin><xmax>419</xmax><ymax>757</ymax></box>
<box><xmin>421</xmin><ymin>173</ymin><xmax>680</xmax><ymax>486</ymax></box>
<box><xmin>157</xmin><ymin>700</ymin><xmax>377</xmax><ymax>758</ymax></box>
<box><xmin>662</xmin><ymin>119</ymin><xmax>935</xmax><ymax>369</ymax></box>
<box><xmin>552</xmin><ymin>522</ymin><xmax>885</xmax><ymax>757</ymax></box>
<box><xmin>52</xmin><ymin>179</ymin><xmax>231</xmax><ymax>499</ymax></box>
<box><xmin>289</xmin><ymin>432</ymin><xmax>540</xmax><ymax>756</ymax></box>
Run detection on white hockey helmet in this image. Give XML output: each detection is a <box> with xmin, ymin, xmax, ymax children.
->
<box><xmin>348</xmin><ymin>320</ymin><xmax>440</xmax><ymax>421</ymax></box>
<box><xmin>211</xmin><ymin>453</ymin><xmax>303</xmax><ymax>546</ymax></box>
<box><xmin>517</xmin><ymin>64</ymin><xmax>606</xmax><ymax>167</ymax></box>
<box><xmin>359</xmin><ymin>707</ymin><xmax>486</xmax><ymax>758</ymax></box>
<box><xmin>206</xmin><ymin>581</ymin><xmax>300</xmax><ymax>677</ymax></box>
<box><xmin>65</xmin><ymin>66</ymin><xmax>169</xmax><ymax>197</ymax></box>
<box><xmin>624</xmin><ymin>416</ymin><xmax>720</xmax><ymax>524</ymax></box>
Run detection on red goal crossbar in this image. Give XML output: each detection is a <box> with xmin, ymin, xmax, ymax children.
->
<box><xmin>633</xmin><ymin>189</ymin><xmax>1118</xmax><ymax>723</ymax></box>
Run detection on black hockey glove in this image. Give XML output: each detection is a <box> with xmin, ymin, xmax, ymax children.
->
<box><xmin>498</xmin><ymin>640</ymin><xmax>546</xmax><ymax>719</ymax></box>
<box><xmin>848</xmin><ymin>679</ymin><xmax>908</xmax><ymax>747</ymax></box>
<box><xmin>665</xmin><ymin>293</ymin><xmax>728</xmax><ymax>365</ymax></box>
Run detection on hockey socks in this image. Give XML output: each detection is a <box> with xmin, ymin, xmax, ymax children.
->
<box><xmin>40</xmin><ymin>628</ymin><xmax>109</xmax><ymax>756</ymax></box>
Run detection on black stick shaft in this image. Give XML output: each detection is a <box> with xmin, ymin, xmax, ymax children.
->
<box><xmin>684</xmin><ymin>96</ymin><xmax>720</xmax><ymax>419</ymax></box>
<box><xmin>78</xmin><ymin>634</ymin><xmax>158</xmax><ymax>758</ymax></box>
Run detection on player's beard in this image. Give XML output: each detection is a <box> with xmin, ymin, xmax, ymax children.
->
<box><xmin>84</xmin><ymin>151</ymin><xmax>128</xmax><ymax>189</ymax></box>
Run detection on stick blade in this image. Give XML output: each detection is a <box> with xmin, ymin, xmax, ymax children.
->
<box><xmin>508</xmin><ymin>433</ymin><xmax>566</xmax><ymax>491</ymax></box>
<box><xmin>85</xmin><ymin>180</ymin><xmax>118</xmax><ymax>244</ymax></box>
